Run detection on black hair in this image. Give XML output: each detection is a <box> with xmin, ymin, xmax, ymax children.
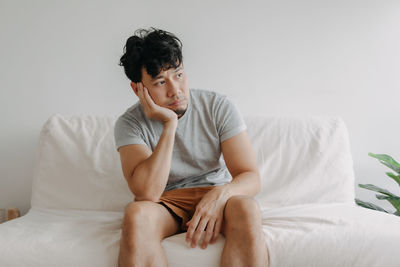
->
<box><xmin>119</xmin><ymin>28</ymin><xmax>183</xmax><ymax>83</ymax></box>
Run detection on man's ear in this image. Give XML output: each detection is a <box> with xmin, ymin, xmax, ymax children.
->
<box><xmin>130</xmin><ymin>82</ymin><xmax>138</xmax><ymax>96</ymax></box>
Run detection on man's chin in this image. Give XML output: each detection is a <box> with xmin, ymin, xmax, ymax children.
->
<box><xmin>174</xmin><ymin>108</ymin><xmax>187</xmax><ymax>117</ymax></box>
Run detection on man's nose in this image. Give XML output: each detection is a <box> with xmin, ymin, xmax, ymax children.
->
<box><xmin>167</xmin><ymin>80</ymin><xmax>180</xmax><ymax>97</ymax></box>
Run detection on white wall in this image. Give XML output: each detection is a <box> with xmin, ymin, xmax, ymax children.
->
<box><xmin>1</xmin><ymin>0</ymin><xmax>399</xmax><ymax>216</ymax></box>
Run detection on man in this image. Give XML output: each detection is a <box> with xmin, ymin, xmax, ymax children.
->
<box><xmin>115</xmin><ymin>28</ymin><xmax>269</xmax><ymax>267</ymax></box>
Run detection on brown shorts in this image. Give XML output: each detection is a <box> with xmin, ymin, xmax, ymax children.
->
<box><xmin>156</xmin><ymin>185</ymin><xmax>219</xmax><ymax>233</ymax></box>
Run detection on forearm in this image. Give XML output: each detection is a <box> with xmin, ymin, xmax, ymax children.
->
<box><xmin>130</xmin><ymin>120</ymin><xmax>177</xmax><ymax>201</ymax></box>
<box><xmin>220</xmin><ymin>171</ymin><xmax>261</xmax><ymax>199</ymax></box>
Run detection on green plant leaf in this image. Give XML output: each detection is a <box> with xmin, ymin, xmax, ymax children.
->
<box><xmin>375</xmin><ymin>194</ymin><xmax>400</xmax><ymax>213</ymax></box>
<box><xmin>358</xmin><ymin>184</ymin><xmax>400</xmax><ymax>198</ymax></box>
<box><xmin>368</xmin><ymin>153</ymin><xmax>400</xmax><ymax>174</ymax></box>
<box><xmin>355</xmin><ymin>198</ymin><xmax>389</xmax><ymax>213</ymax></box>
<box><xmin>386</xmin><ymin>172</ymin><xmax>400</xmax><ymax>187</ymax></box>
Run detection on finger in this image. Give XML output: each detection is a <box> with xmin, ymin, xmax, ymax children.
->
<box><xmin>142</xmin><ymin>86</ymin><xmax>156</xmax><ymax>108</ymax></box>
<box><xmin>186</xmin><ymin>219</ymin><xmax>192</xmax><ymax>229</ymax></box>
<box><xmin>186</xmin><ymin>215</ymin><xmax>200</xmax><ymax>244</ymax></box>
<box><xmin>210</xmin><ymin>219</ymin><xmax>222</xmax><ymax>244</ymax></box>
<box><xmin>191</xmin><ymin>217</ymin><xmax>208</xmax><ymax>248</ymax></box>
<box><xmin>136</xmin><ymin>82</ymin><xmax>143</xmax><ymax>99</ymax></box>
<box><xmin>137</xmin><ymin>82</ymin><xmax>144</xmax><ymax>96</ymax></box>
<box><xmin>185</xmin><ymin>219</ymin><xmax>191</xmax><ymax>233</ymax></box>
<box><xmin>201</xmin><ymin>219</ymin><xmax>216</xmax><ymax>249</ymax></box>
<box><xmin>137</xmin><ymin>83</ymin><xmax>150</xmax><ymax>110</ymax></box>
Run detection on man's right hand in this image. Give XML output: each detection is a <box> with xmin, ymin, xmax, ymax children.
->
<box><xmin>137</xmin><ymin>82</ymin><xmax>178</xmax><ymax>124</ymax></box>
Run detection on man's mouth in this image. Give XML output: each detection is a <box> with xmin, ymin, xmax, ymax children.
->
<box><xmin>169</xmin><ymin>99</ymin><xmax>185</xmax><ymax>106</ymax></box>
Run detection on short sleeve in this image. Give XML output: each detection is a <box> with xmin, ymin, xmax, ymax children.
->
<box><xmin>214</xmin><ymin>96</ymin><xmax>247</xmax><ymax>142</ymax></box>
<box><xmin>114</xmin><ymin>116</ymin><xmax>147</xmax><ymax>151</ymax></box>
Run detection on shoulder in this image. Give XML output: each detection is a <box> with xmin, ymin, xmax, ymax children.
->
<box><xmin>190</xmin><ymin>88</ymin><xmax>228</xmax><ymax>111</ymax></box>
<box><xmin>115</xmin><ymin>101</ymin><xmax>145</xmax><ymax>129</ymax></box>
<box><xmin>190</xmin><ymin>88</ymin><xmax>227</xmax><ymax>101</ymax></box>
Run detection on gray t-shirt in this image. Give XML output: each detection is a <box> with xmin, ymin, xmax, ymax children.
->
<box><xmin>114</xmin><ymin>88</ymin><xmax>247</xmax><ymax>191</ymax></box>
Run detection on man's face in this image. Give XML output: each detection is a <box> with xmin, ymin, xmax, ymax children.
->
<box><xmin>136</xmin><ymin>64</ymin><xmax>189</xmax><ymax>118</ymax></box>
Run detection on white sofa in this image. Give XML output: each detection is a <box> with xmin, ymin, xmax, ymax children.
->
<box><xmin>1</xmin><ymin>114</ymin><xmax>399</xmax><ymax>267</ymax></box>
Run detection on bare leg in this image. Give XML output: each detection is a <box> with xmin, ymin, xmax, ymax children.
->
<box><xmin>221</xmin><ymin>196</ymin><xmax>269</xmax><ymax>267</ymax></box>
<box><xmin>118</xmin><ymin>201</ymin><xmax>180</xmax><ymax>267</ymax></box>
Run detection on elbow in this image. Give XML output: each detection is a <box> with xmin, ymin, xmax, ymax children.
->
<box><xmin>132</xmin><ymin>186</ymin><xmax>163</xmax><ymax>202</ymax></box>
<box><xmin>128</xmin><ymin>176</ymin><xmax>163</xmax><ymax>202</ymax></box>
<box><xmin>134</xmin><ymin>194</ymin><xmax>161</xmax><ymax>203</ymax></box>
<box><xmin>135</xmin><ymin>195</ymin><xmax>160</xmax><ymax>202</ymax></box>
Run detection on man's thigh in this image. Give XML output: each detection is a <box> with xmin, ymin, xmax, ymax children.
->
<box><xmin>123</xmin><ymin>200</ymin><xmax>181</xmax><ymax>240</ymax></box>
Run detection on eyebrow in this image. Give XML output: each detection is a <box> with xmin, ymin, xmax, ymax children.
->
<box><xmin>174</xmin><ymin>66</ymin><xmax>183</xmax><ymax>73</ymax></box>
<box><xmin>151</xmin><ymin>66</ymin><xmax>183</xmax><ymax>81</ymax></box>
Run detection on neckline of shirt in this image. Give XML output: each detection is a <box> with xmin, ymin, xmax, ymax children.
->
<box><xmin>177</xmin><ymin>89</ymin><xmax>192</xmax><ymax>125</ymax></box>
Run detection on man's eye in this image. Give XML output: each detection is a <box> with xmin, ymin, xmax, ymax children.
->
<box><xmin>177</xmin><ymin>73</ymin><xmax>183</xmax><ymax>78</ymax></box>
<box><xmin>156</xmin><ymin>81</ymin><xmax>165</xmax><ymax>86</ymax></box>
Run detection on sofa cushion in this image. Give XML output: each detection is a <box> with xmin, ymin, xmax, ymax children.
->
<box><xmin>0</xmin><ymin>207</ymin><xmax>225</xmax><ymax>267</ymax></box>
<box><xmin>1</xmin><ymin>203</ymin><xmax>399</xmax><ymax>267</ymax></box>
<box><xmin>31</xmin><ymin>114</ymin><xmax>132</xmax><ymax>211</ymax></box>
<box><xmin>31</xmin><ymin>114</ymin><xmax>355</xmax><ymax>211</ymax></box>
<box><xmin>261</xmin><ymin>203</ymin><xmax>400</xmax><ymax>267</ymax></box>
<box><xmin>248</xmin><ymin>116</ymin><xmax>355</xmax><ymax>208</ymax></box>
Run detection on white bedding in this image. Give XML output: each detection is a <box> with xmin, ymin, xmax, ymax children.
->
<box><xmin>1</xmin><ymin>203</ymin><xmax>399</xmax><ymax>267</ymax></box>
<box><xmin>261</xmin><ymin>203</ymin><xmax>400</xmax><ymax>267</ymax></box>
<box><xmin>1</xmin><ymin>115</ymin><xmax>399</xmax><ymax>266</ymax></box>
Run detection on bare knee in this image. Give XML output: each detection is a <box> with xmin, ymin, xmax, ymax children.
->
<box><xmin>121</xmin><ymin>201</ymin><xmax>160</xmax><ymax>245</ymax></box>
<box><xmin>224</xmin><ymin>196</ymin><xmax>261</xmax><ymax>228</ymax></box>
<box><xmin>119</xmin><ymin>201</ymin><xmax>170</xmax><ymax>267</ymax></box>
<box><xmin>225</xmin><ymin>196</ymin><xmax>260</xmax><ymax>215</ymax></box>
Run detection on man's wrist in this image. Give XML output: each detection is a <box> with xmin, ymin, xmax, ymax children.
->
<box><xmin>220</xmin><ymin>172</ymin><xmax>261</xmax><ymax>198</ymax></box>
<box><xmin>164</xmin><ymin>118</ymin><xmax>178</xmax><ymax>129</ymax></box>
<box><xmin>217</xmin><ymin>183</ymin><xmax>233</xmax><ymax>201</ymax></box>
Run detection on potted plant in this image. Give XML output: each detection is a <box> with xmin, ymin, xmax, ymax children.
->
<box><xmin>355</xmin><ymin>153</ymin><xmax>400</xmax><ymax>216</ymax></box>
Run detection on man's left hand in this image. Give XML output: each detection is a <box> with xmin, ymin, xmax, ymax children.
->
<box><xmin>185</xmin><ymin>186</ymin><xmax>230</xmax><ymax>249</ymax></box>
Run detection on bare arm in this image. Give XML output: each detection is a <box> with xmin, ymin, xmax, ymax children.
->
<box><xmin>219</xmin><ymin>130</ymin><xmax>261</xmax><ymax>198</ymax></box>
<box><xmin>119</xmin><ymin>83</ymin><xmax>178</xmax><ymax>202</ymax></box>
<box><xmin>119</xmin><ymin>120</ymin><xmax>177</xmax><ymax>202</ymax></box>
<box><xmin>185</xmin><ymin>130</ymin><xmax>261</xmax><ymax>248</ymax></box>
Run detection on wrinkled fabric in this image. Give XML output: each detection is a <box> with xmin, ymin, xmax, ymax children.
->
<box><xmin>1</xmin><ymin>115</ymin><xmax>398</xmax><ymax>267</ymax></box>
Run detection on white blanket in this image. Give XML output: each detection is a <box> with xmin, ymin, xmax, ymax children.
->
<box><xmin>1</xmin><ymin>115</ymin><xmax>398</xmax><ymax>266</ymax></box>
<box><xmin>1</xmin><ymin>203</ymin><xmax>399</xmax><ymax>267</ymax></box>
